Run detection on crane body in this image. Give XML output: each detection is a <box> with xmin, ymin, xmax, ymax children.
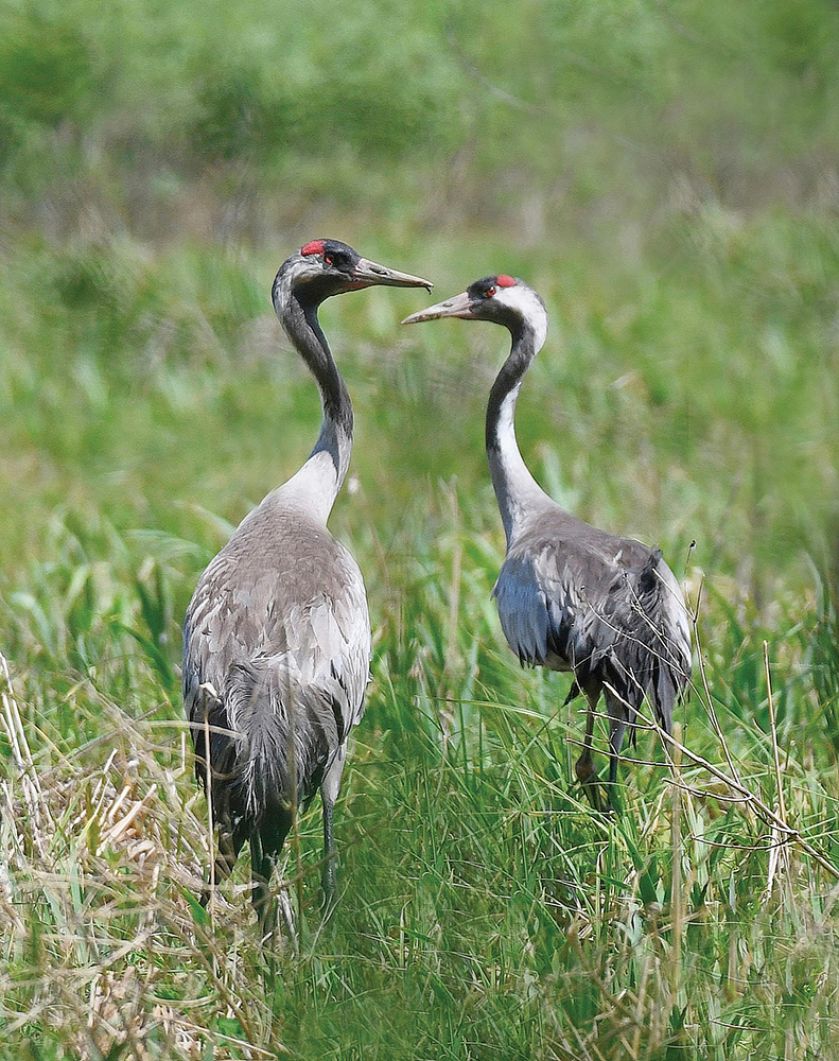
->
<box><xmin>404</xmin><ymin>275</ymin><xmax>691</xmax><ymax>808</ymax></box>
<box><xmin>184</xmin><ymin>240</ymin><xmax>430</xmax><ymax>936</ymax></box>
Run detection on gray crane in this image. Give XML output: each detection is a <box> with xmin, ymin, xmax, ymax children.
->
<box><xmin>183</xmin><ymin>239</ymin><xmax>431</xmax><ymax>937</ymax></box>
<box><xmin>404</xmin><ymin>274</ymin><xmax>691</xmax><ymax>809</ymax></box>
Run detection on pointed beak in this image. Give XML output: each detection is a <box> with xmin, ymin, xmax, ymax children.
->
<box><xmin>351</xmin><ymin>257</ymin><xmax>432</xmax><ymax>291</ymax></box>
<box><xmin>401</xmin><ymin>290</ymin><xmax>476</xmax><ymax>325</ymax></box>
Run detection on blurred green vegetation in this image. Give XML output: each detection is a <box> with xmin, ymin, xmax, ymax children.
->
<box><xmin>1</xmin><ymin>0</ymin><xmax>838</xmax><ymax>1057</ymax></box>
<box><xmin>3</xmin><ymin>0</ymin><xmax>838</xmax><ymax>221</ymax></box>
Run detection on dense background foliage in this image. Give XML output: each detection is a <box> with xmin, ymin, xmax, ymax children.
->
<box><xmin>1</xmin><ymin>0</ymin><xmax>837</xmax><ymax>1056</ymax></box>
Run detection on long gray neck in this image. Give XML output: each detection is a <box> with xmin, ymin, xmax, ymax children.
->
<box><xmin>273</xmin><ymin>285</ymin><xmax>353</xmax><ymax>523</ymax></box>
<box><xmin>485</xmin><ymin>319</ymin><xmax>551</xmax><ymax>544</ymax></box>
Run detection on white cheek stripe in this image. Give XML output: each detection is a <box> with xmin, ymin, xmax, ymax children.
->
<box><xmin>497</xmin><ymin>387</ymin><xmax>519</xmax><ymax>448</ymax></box>
<box><xmin>495</xmin><ymin>285</ymin><xmax>548</xmax><ymax>350</ymax></box>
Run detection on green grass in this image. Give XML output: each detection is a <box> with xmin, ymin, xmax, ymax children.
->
<box><xmin>1</xmin><ymin>220</ymin><xmax>837</xmax><ymax>1058</ymax></box>
<box><xmin>2</xmin><ymin>0</ymin><xmax>839</xmax><ymax>1056</ymax></box>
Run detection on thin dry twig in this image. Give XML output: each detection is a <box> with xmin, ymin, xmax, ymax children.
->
<box><xmin>0</xmin><ymin>651</ymin><xmax>50</xmax><ymax>858</ymax></box>
<box><xmin>764</xmin><ymin>641</ymin><xmax>789</xmax><ymax>899</ymax></box>
<box><xmin>692</xmin><ymin>578</ymin><xmax>742</xmax><ymax>787</ymax></box>
<box><xmin>635</xmin><ymin>703</ymin><xmax>838</xmax><ymax>882</ymax></box>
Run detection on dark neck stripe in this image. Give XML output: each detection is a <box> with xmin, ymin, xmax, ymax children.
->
<box><xmin>485</xmin><ymin>322</ymin><xmax>538</xmax><ymax>452</ymax></box>
<box><xmin>300</xmin><ymin>301</ymin><xmax>353</xmax><ymax>437</ymax></box>
<box><xmin>276</xmin><ymin>287</ymin><xmax>353</xmax><ymax>442</ymax></box>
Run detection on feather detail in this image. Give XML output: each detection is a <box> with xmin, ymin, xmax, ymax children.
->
<box><xmin>493</xmin><ymin>507</ymin><xmax>691</xmax><ymax>735</ymax></box>
<box><xmin>183</xmin><ymin>502</ymin><xmax>370</xmax><ymax>835</ymax></box>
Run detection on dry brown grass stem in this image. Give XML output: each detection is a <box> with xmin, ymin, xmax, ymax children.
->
<box><xmin>0</xmin><ymin>650</ymin><xmax>51</xmax><ymax>858</ymax></box>
<box><xmin>764</xmin><ymin>640</ymin><xmax>789</xmax><ymax>900</ymax></box>
<box><xmin>203</xmin><ymin>708</ymin><xmax>216</xmax><ymax>935</ymax></box>
<box><xmin>669</xmin><ymin>722</ymin><xmax>683</xmax><ymax>1004</ymax></box>
<box><xmin>691</xmin><ymin>578</ymin><xmax>742</xmax><ymax>787</ymax></box>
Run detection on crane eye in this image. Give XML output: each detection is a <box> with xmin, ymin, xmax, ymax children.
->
<box><xmin>484</xmin><ymin>286</ymin><xmax>496</xmax><ymax>298</ymax></box>
<box><xmin>323</xmin><ymin>254</ymin><xmax>334</xmax><ymax>266</ymax></box>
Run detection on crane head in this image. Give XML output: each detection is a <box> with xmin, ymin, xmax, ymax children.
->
<box><xmin>281</xmin><ymin>239</ymin><xmax>432</xmax><ymax>302</ymax></box>
<box><xmin>403</xmin><ymin>275</ymin><xmax>547</xmax><ymax>347</ymax></box>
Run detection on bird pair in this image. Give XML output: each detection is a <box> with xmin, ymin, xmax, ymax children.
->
<box><xmin>183</xmin><ymin>239</ymin><xmax>692</xmax><ymax>941</ymax></box>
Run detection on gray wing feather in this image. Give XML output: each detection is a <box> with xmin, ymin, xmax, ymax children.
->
<box><xmin>183</xmin><ymin>502</ymin><xmax>370</xmax><ymax>820</ymax></box>
<box><xmin>493</xmin><ymin>515</ymin><xmax>691</xmax><ymax>729</ymax></box>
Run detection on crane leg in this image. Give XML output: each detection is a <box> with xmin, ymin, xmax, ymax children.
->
<box><xmin>322</xmin><ymin>797</ymin><xmax>337</xmax><ymax>910</ymax></box>
<box><xmin>574</xmin><ymin>692</ymin><xmax>605</xmax><ymax>812</ymax></box>
<box><xmin>605</xmin><ymin>691</ymin><xmax>628</xmax><ymax>812</ymax></box>
<box><xmin>320</xmin><ymin>745</ymin><xmax>346</xmax><ymax>912</ymax></box>
<box><xmin>200</xmin><ymin>818</ymin><xmax>245</xmax><ymax>908</ymax></box>
<box><xmin>251</xmin><ymin>831</ymin><xmax>279</xmax><ymax>948</ymax></box>
<box><xmin>608</xmin><ymin>728</ymin><xmax>624</xmax><ymax>788</ymax></box>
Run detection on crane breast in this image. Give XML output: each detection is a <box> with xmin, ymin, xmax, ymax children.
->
<box><xmin>183</xmin><ymin>514</ymin><xmax>371</xmax><ymax>744</ymax></box>
<box><xmin>493</xmin><ymin>552</ymin><xmax>570</xmax><ymax>668</ymax></box>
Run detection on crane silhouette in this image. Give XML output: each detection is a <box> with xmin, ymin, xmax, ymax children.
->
<box><xmin>404</xmin><ymin>274</ymin><xmax>691</xmax><ymax>809</ymax></box>
<box><xmin>184</xmin><ymin>240</ymin><xmax>430</xmax><ymax>938</ymax></box>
